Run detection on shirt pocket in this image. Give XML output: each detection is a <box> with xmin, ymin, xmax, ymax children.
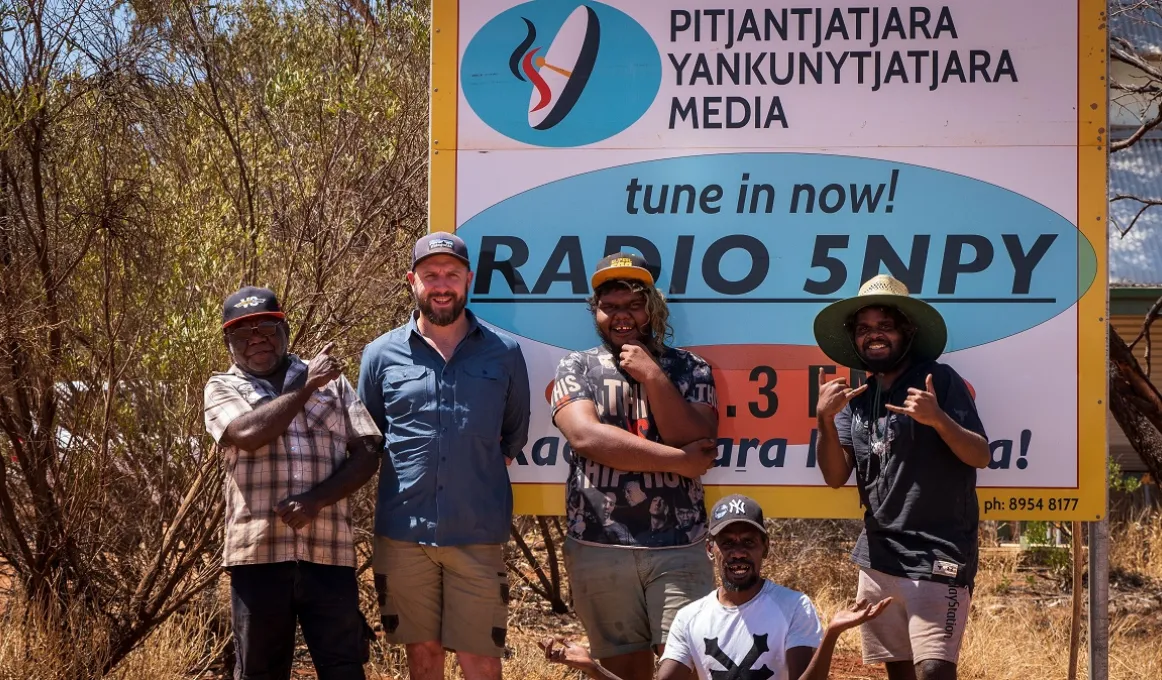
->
<box><xmin>304</xmin><ymin>392</ymin><xmax>347</xmax><ymax>460</ymax></box>
<box><xmin>458</xmin><ymin>364</ymin><xmax>508</xmax><ymax>440</ymax></box>
<box><xmin>383</xmin><ymin>365</ymin><xmax>437</xmax><ymax>438</ymax></box>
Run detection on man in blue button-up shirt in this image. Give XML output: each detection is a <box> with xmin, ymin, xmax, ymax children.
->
<box><xmin>358</xmin><ymin>231</ymin><xmax>530</xmax><ymax>680</ymax></box>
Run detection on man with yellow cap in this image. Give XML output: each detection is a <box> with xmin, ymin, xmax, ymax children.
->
<box><xmin>549</xmin><ymin>252</ymin><xmax>720</xmax><ymax>680</ymax></box>
<box><xmin>812</xmin><ymin>275</ymin><xmax>990</xmax><ymax>680</ymax></box>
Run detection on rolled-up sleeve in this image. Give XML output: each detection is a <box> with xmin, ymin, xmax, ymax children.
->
<box><xmin>339</xmin><ymin>375</ymin><xmax>384</xmax><ymax>445</ymax></box>
<box><xmin>204</xmin><ymin>376</ymin><xmax>252</xmax><ymax>444</ymax></box>
<box><xmin>357</xmin><ymin>344</ymin><xmax>387</xmax><ymax>437</ymax></box>
<box><xmin>501</xmin><ymin>345</ymin><xmax>531</xmax><ymax>460</ymax></box>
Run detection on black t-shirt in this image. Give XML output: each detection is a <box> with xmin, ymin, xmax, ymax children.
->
<box><xmin>835</xmin><ymin>360</ymin><xmax>986</xmax><ymax>588</ymax></box>
<box><xmin>550</xmin><ymin>345</ymin><xmax>717</xmax><ymax>548</ymax></box>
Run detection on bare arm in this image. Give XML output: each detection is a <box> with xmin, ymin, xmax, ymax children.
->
<box><xmin>885</xmin><ymin>374</ymin><xmax>990</xmax><ymax>469</ymax></box>
<box><xmin>223</xmin><ymin>344</ymin><xmax>343</xmax><ymax>451</ymax></box>
<box><xmin>657</xmin><ymin>659</ymin><xmax>697</xmax><ymax>680</ymax></box>
<box><xmin>792</xmin><ymin>598</ymin><xmax>894</xmax><ymax>680</ymax></box>
<box><xmin>275</xmin><ymin>435</ymin><xmax>380</xmax><ymax>529</ymax></box>
<box><xmin>815</xmin><ymin>416</ymin><xmax>855</xmax><ymax>489</ymax></box>
<box><xmin>618</xmin><ymin>343</ymin><xmax>716</xmax><ymax>446</ymax></box>
<box><xmin>642</xmin><ymin>376</ymin><xmax>717</xmax><ymax>446</ymax></box>
<box><xmin>814</xmin><ymin>372</ymin><xmax>865</xmax><ymax>489</ymax></box>
<box><xmin>223</xmin><ymin>385</ymin><xmax>317</xmax><ymax>451</ymax></box>
<box><xmin>540</xmin><ymin>638</ymin><xmax>694</xmax><ymax>680</ymax></box>
<box><xmin>555</xmin><ymin>400</ymin><xmax>717</xmax><ymax>479</ymax></box>
<box><xmin>932</xmin><ymin>414</ymin><xmax>991</xmax><ymax>469</ymax></box>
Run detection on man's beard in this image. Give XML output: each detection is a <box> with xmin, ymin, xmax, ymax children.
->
<box><xmin>417</xmin><ymin>290</ymin><xmax>467</xmax><ymax>326</ymax></box>
<box><xmin>720</xmin><ymin>561</ymin><xmax>761</xmax><ymax>592</ymax></box>
<box><xmin>859</xmin><ymin>341</ymin><xmax>908</xmax><ymax>373</ymax></box>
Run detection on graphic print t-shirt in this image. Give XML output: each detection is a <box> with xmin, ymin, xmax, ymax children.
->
<box><xmin>662</xmin><ymin>581</ymin><xmax>824</xmax><ymax>680</ymax></box>
<box><xmin>551</xmin><ymin>345</ymin><xmax>717</xmax><ymax>548</ymax></box>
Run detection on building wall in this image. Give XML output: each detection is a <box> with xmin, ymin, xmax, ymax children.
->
<box><xmin>1109</xmin><ymin>313</ymin><xmax>1162</xmax><ymax>474</ymax></box>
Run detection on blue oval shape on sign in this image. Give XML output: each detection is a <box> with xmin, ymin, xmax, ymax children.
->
<box><xmin>460</xmin><ymin>153</ymin><xmax>1093</xmax><ymax>352</ymax></box>
<box><xmin>461</xmin><ymin>1</ymin><xmax>662</xmax><ymax>147</ymax></box>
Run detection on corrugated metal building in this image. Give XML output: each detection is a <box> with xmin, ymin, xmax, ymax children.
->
<box><xmin>1109</xmin><ymin>5</ymin><xmax>1162</xmax><ymax>475</ymax></box>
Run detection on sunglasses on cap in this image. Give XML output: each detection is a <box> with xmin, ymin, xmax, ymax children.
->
<box><xmin>227</xmin><ymin>320</ymin><xmax>281</xmax><ymax>340</ymax></box>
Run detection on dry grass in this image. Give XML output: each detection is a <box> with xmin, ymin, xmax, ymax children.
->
<box><xmin>3</xmin><ymin>515</ymin><xmax>1162</xmax><ymax>679</ymax></box>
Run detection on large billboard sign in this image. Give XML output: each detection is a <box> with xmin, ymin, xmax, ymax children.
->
<box><xmin>430</xmin><ymin>0</ymin><xmax>1109</xmax><ymax>520</ymax></box>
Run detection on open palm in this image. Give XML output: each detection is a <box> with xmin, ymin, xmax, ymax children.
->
<box><xmin>829</xmin><ymin>597</ymin><xmax>894</xmax><ymax>633</ymax></box>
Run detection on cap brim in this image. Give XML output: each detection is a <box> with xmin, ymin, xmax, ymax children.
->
<box><xmin>591</xmin><ymin>266</ymin><xmax>655</xmax><ymax>290</ymax></box>
<box><xmin>413</xmin><ymin>250</ymin><xmax>471</xmax><ymax>270</ymax></box>
<box><xmin>223</xmin><ymin>311</ymin><xmax>285</xmax><ymax>329</ymax></box>
<box><xmin>812</xmin><ymin>294</ymin><xmax>947</xmax><ymax>370</ymax></box>
<box><xmin>708</xmin><ymin>518</ymin><xmax>766</xmax><ymax>536</ymax></box>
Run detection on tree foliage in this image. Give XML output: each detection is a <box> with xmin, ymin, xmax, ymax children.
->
<box><xmin>0</xmin><ymin>0</ymin><xmax>428</xmax><ymax>673</ymax></box>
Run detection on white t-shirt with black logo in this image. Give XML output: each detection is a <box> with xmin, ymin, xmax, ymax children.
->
<box><xmin>662</xmin><ymin>581</ymin><xmax>824</xmax><ymax>680</ymax></box>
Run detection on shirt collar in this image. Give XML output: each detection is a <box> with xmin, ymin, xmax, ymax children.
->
<box><xmin>407</xmin><ymin>307</ymin><xmax>482</xmax><ymax>340</ymax></box>
<box><xmin>228</xmin><ymin>354</ymin><xmax>306</xmax><ymax>396</ymax></box>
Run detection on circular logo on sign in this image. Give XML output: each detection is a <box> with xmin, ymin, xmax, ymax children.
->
<box><xmin>461</xmin><ymin>1</ymin><xmax>661</xmax><ymax>147</ymax></box>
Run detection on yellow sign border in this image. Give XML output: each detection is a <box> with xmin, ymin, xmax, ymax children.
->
<box><xmin>430</xmin><ymin>1</ymin><xmax>1109</xmax><ymax>520</ymax></box>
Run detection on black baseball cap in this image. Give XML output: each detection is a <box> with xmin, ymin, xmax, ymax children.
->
<box><xmin>221</xmin><ymin>286</ymin><xmax>285</xmax><ymax>329</ymax></box>
<box><xmin>413</xmin><ymin>231</ymin><xmax>471</xmax><ymax>269</ymax></box>
<box><xmin>591</xmin><ymin>251</ymin><xmax>657</xmax><ymax>290</ymax></box>
<box><xmin>708</xmin><ymin>494</ymin><xmax>766</xmax><ymax>536</ymax></box>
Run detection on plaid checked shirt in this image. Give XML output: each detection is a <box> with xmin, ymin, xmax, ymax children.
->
<box><xmin>204</xmin><ymin>355</ymin><xmax>383</xmax><ymax>568</ymax></box>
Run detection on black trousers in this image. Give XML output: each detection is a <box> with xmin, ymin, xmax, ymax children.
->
<box><xmin>229</xmin><ymin>561</ymin><xmax>372</xmax><ymax>680</ymax></box>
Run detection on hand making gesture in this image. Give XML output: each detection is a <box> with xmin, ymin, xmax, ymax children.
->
<box><xmin>885</xmin><ymin>374</ymin><xmax>942</xmax><ymax>426</ymax></box>
<box><xmin>816</xmin><ymin>370</ymin><xmax>868</xmax><ymax>420</ymax></box>
<box><xmin>826</xmin><ymin>597</ymin><xmax>894</xmax><ymax>635</ymax></box>
<box><xmin>306</xmin><ymin>342</ymin><xmax>344</xmax><ymax>390</ymax></box>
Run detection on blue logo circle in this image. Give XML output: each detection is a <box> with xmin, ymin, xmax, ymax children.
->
<box><xmin>461</xmin><ymin>1</ymin><xmax>661</xmax><ymax>148</ymax></box>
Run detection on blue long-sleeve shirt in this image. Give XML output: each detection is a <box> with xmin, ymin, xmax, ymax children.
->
<box><xmin>357</xmin><ymin>309</ymin><xmax>531</xmax><ymax>546</ymax></box>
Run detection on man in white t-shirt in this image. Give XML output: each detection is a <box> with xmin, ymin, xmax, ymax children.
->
<box><xmin>542</xmin><ymin>493</ymin><xmax>893</xmax><ymax>680</ymax></box>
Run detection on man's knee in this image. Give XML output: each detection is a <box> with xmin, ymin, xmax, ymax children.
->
<box><xmin>916</xmin><ymin>659</ymin><xmax>957</xmax><ymax>680</ymax></box>
<box><xmin>885</xmin><ymin>660</ymin><xmax>918</xmax><ymax>680</ymax></box>
<box><xmin>456</xmin><ymin>651</ymin><xmax>503</xmax><ymax>680</ymax></box>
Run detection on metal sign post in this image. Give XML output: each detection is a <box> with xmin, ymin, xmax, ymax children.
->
<box><xmin>1088</xmin><ymin>512</ymin><xmax>1110</xmax><ymax>679</ymax></box>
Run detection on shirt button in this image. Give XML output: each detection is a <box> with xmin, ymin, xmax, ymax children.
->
<box><xmin>438</xmin><ymin>485</ymin><xmax>444</xmax><ymax>491</ymax></box>
<box><xmin>441</xmin><ymin>457</ymin><xmax>447</xmax><ymax>462</ymax></box>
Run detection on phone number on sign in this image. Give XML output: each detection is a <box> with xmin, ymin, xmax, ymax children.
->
<box><xmin>981</xmin><ymin>496</ymin><xmax>1080</xmax><ymax>515</ymax></box>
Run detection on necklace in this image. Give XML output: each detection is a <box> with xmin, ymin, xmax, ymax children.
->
<box><xmin>868</xmin><ymin>382</ymin><xmax>891</xmax><ymax>462</ymax></box>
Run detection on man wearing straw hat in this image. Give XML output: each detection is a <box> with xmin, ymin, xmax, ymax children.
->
<box><xmin>813</xmin><ymin>274</ymin><xmax>990</xmax><ymax>680</ymax></box>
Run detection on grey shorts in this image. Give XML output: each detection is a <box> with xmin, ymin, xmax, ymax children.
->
<box><xmin>856</xmin><ymin>567</ymin><xmax>971</xmax><ymax>665</ymax></box>
<box><xmin>372</xmin><ymin>537</ymin><xmax>509</xmax><ymax>658</ymax></box>
<box><xmin>563</xmin><ymin>538</ymin><xmax>715</xmax><ymax>659</ymax></box>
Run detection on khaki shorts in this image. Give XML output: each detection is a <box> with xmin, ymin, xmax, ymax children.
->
<box><xmin>563</xmin><ymin>538</ymin><xmax>715</xmax><ymax>659</ymax></box>
<box><xmin>856</xmin><ymin>567</ymin><xmax>971</xmax><ymax>665</ymax></box>
<box><xmin>372</xmin><ymin>537</ymin><xmax>509</xmax><ymax>658</ymax></box>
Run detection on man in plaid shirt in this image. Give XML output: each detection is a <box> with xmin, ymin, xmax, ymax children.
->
<box><xmin>205</xmin><ymin>286</ymin><xmax>383</xmax><ymax>680</ymax></box>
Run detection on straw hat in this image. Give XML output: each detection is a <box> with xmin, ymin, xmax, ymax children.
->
<box><xmin>812</xmin><ymin>275</ymin><xmax>947</xmax><ymax>370</ymax></box>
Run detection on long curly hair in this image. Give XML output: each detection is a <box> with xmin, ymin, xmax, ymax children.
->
<box><xmin>587</xmin><ymin>279</ymin><xmax>674</xmax><ymax>355</ymax></box>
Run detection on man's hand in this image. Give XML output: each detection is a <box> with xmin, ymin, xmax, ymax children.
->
<box><xmin>816</xmin><ymin>371</ymin><xmax>868</xmax><ymax>421</ymax></box>
<box><xmin>275</xmin><ymin>493</ymin><xmax>321</xmax><ymax>530</ymax></box>
<box><xmin>676</xmin><ymin>438</ymin><xmax>718</xmax><ymax>479</ymax></box>
<box><xmin>539</xmin><ymin>637</ymin><xmax>597</xmax><ymax>673</ymax></box>
<box><xmin>306</xmin><ymin>342</ymin><xmax>344</xmax><ymax>390</ymax></box>
<box><xmin>885</xmin><ymin>374</ymin><xmax>942</xmax><ymax>426</ymax></box>
<box><xmin>827</xmin><ymin>597</ymin><xmax>894</xmax><ymax>634</ymax></box>
<box><xmin>618</xmin><ymin>342</ymin><xmax>664</xmax><ymax>384</ymax></box>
